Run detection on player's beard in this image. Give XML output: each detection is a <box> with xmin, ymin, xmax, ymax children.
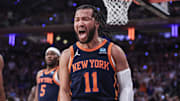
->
<box><xmin>77</xmin><ymin>26</ymin><xmax>96</xmax><ymax>44</ymax></box>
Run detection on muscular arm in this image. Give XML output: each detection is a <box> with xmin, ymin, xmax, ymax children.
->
<box><xmin>28</xmin><ymin>86</ymin><xmax>36</xmax><ymax>101</ymax></box>
<box><xmin>0</xmin><ymin>55</ymin><xmax>6</xmax><ymax>101</ymax></box>
<box><xmin>58</xmin><ymin>49</ymin><xmax>71</xmax><ymax>101</ymax></box>
<box><xmin>111</xmin><ymin>44</ymin><xmax>134</xmax><ymax>101</ymax></box>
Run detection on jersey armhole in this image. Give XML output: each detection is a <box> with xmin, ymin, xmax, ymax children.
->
<box><xmin>37</xmin><ymin>70</ymin><xmax>44</xmax><ymax>79</ymax></box>
<box><xmin>36</xmin><ymin>69</ymin><xmax>44</xmax><ymax>84</ymax></box>
<box><xmin>53</xmin><ymin>69</ymin><xmax>60</xmax><ymax>86</ymax></box>
<box><xmin>68</xmin><ymin>46</ymin><xmax>74</xmax><ymax>73</ymax></box>
<box><xmin>108</xmin><ymin>42</ymin><xmax>117</xmax><ymax>72</ymax></box>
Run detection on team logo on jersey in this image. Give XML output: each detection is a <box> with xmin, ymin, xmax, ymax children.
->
<box><xmin>99</xmin><ymin>48</ymin><xmax>107</xmax><ymax>54</ymax></box>
<box><xmin>50</xmin><ymin>71</ymin><xmax>54</xmax><ymax>75</ymax></box>
<box><xmin>74</xmin><ymin>49</ymin><xmax>80</xmax><ymax>57</ymax></box>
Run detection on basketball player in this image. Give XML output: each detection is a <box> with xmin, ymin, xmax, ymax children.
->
<box><xmin>59</xmin><ymin>4</ymin><xmax>133</xmax><ymax>101</ymax></box>
<box><xmin>0</xmin><ymin>54</ymin><xmax>6</xmax><ymax>101</ymax></box>
<box><xmin>35</xmin><ymin>47</ymin><xmax>60</xmax><ymax>101</ymax></box>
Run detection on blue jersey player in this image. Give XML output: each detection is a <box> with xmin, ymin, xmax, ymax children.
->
<box><xmin>35</xmin><ymin>47</ymin><xmax>60</xmax><ymax>101</ymax></box>
<box><xmin>59</xmin><ymin>4</ymin><xmax>134</xmax><ymax>101</ymax></box>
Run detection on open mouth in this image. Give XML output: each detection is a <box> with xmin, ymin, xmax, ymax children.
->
<box><xmin>78</xmin><ymin>30</ymin><xmax>87</xmax><ymax>39</ymax></box>
<box><xmin>79</xmin><ymin>30</ymin><xmax>86</xmax><ymax>34</ymax></box>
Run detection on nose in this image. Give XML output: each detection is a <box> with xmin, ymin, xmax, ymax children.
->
<box><xmin>77</xmin><ymin>20</ymin><xmax>85</xmax><ymax>27</ymax></box>
<box><xmin>47</xmin><ymin>54</ymin><xmax>52</xmax><ymax>59</ymax></box>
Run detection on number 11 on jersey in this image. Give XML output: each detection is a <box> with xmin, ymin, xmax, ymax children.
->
<box><xmin>84</xmin><ymin>72</ymin><xmax>99</xmax><ymax>93</ymax></box>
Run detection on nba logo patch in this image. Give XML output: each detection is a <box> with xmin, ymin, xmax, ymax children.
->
<box><xmin>51</xmin><ymin>71</ymin><xmax>54</xmax><ymax>75</ymax></box>
<box><xmin>99</xmin><ymin>48</ymin><xmax>107</xmax><ymax>54</ymax></box>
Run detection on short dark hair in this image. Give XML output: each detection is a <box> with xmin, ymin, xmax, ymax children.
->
<box><xmin>75</xmin><ymin>4</ymin><xmax>106</xmax><ymax>33</ymax></box>
<box><xmin>76</xmin><ymin>4</ymin><xmax>100</xmax><ymax>23</ymax></box>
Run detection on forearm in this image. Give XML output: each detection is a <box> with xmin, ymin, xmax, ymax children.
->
<box><xmin>117</xmin><ymin>68</ymin><xmax>134</xmax><ymax>101</ymax></box>
<box><xmin>0</xmin><ymin>72</ymin><xmax>6</xmax><ymax>101</ymax></box>
<box><xmin>119</xmin><ymin>87</ymin><xmax>133</xmax><ymax>101</ymax></box>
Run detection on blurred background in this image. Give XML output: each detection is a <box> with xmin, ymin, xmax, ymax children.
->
<box><xmin>0</xmin><ymin>0</ymin><xmax>180</xmax><ymax>101</ymax></box>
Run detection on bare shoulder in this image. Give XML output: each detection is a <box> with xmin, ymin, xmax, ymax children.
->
<box><xmin>0</xmin><ymin>54</ymin><xmax>4</xmax><ymax>70</ymax></box>
<box><xmin>111</xmin><ymin>43</ymin><xmax>126</xmax><ymax>56</ymax></box>
<box><xmin>0</xmin><ymin>54</ymin><xmax>3</xmax><ymax>63</ymax></box>
<box><xmin>60</xmin><ymin>47</ymin><xmax>72</xmax><ymax>62</ymax></box>
<box><xmin>36</xmin><ymin>69</ymin><xmax>44</xmax><ymax>79</ymax></box>
<box><xmin>61</xmin><ymin>47</ymin><xmax>71</xmax><ymax>56</ymax></box>
<box><xmin>111</xmin><ymin>43</ymin><xmax>129</xmax><ymax>72</ymax></box>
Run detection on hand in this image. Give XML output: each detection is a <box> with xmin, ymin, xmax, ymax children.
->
<box><xmin>0</xmin><ymin>55</ymin><xmax>4</xmax><ymax>71</ymax></box>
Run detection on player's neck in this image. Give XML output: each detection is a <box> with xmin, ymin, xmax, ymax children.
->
<box><xmin>46</xmin><ymin>65</ymin><xmax>57</xmax><ymax>71</ymax></box>
<box><xmin>79</xmin><ymin>37</ymin><xmax>104</xmax><ymax>49</ymax></box>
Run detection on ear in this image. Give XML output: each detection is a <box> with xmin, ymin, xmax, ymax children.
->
<box><xmin>95</xmin><ymin>21</ymin><xmax>100</xmax><ymax>28</ymax></box>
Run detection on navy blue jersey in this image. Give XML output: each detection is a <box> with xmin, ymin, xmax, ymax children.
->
<box><xmin>69</xmin><ymin>39</ymin><xmax>119</xmax><ymax>101</ymax></box>
<box><xmin>37</xmin><ymin>67</ymin><xmax>60</xmax><ymax>101</ymax></box>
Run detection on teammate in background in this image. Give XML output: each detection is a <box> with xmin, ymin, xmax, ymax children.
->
<box><xmin>0</xmin><ymin>55</ymin><xmax>6</xmax><ymax>101</ymax></box>
<box><xmin>27</xmin><ymin>86</ymin><xmax>36</xmax><ymax>101</ymax></box>
<box><xmin>35</xmin><ymin>47</ymin><xmax>60</xmax><ymax>101</ymax></box>
<box><xmin>59</xmin><ymin>4</ymin><xmax>133</xmax><ymax>101</ymax></box>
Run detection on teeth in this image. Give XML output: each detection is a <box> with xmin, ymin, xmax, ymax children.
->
<box><xmin>79</xmin><ymin>31</ymin><xmax>85</xmax><ymax>33</ymax></box>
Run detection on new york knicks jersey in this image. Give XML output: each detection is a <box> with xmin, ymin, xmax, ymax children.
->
<box><xmin>37</xmin><ymin>67</ymin><xmax>60</xmax><ymax>101</ymax></box>
<box><xmin>69</xmin><ymin>39</ymin><xmax>119</xmax><ymax>101</ymax></box>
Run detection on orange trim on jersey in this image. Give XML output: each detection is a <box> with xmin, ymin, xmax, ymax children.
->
<box><xmin>68</xmin><ymin>46</ymin><xmax>74</xmax><ymax>73</ymax></box>
<box><xmin>76</xmin><ymin>39</ymin><xmax>107</xmax><ymax>52</ymax></box>
<box><xmin>44</xmin><ymin>67</ymin><xmax>57</xmax><ymax>75</ymax></box>
<box><xmin>53</xmin><ymin>69</ymin><xmax>60</xmax><ymax>86</ymax></box>
<box><xmin>114</xmin><ymin>72</ymin><xmax>119</xmax><ymax>100</ymax></box>
<box><xmin>108</xmin><ymin>42</ymin><xmax>116</xmax><ymax>72</ymax></box>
